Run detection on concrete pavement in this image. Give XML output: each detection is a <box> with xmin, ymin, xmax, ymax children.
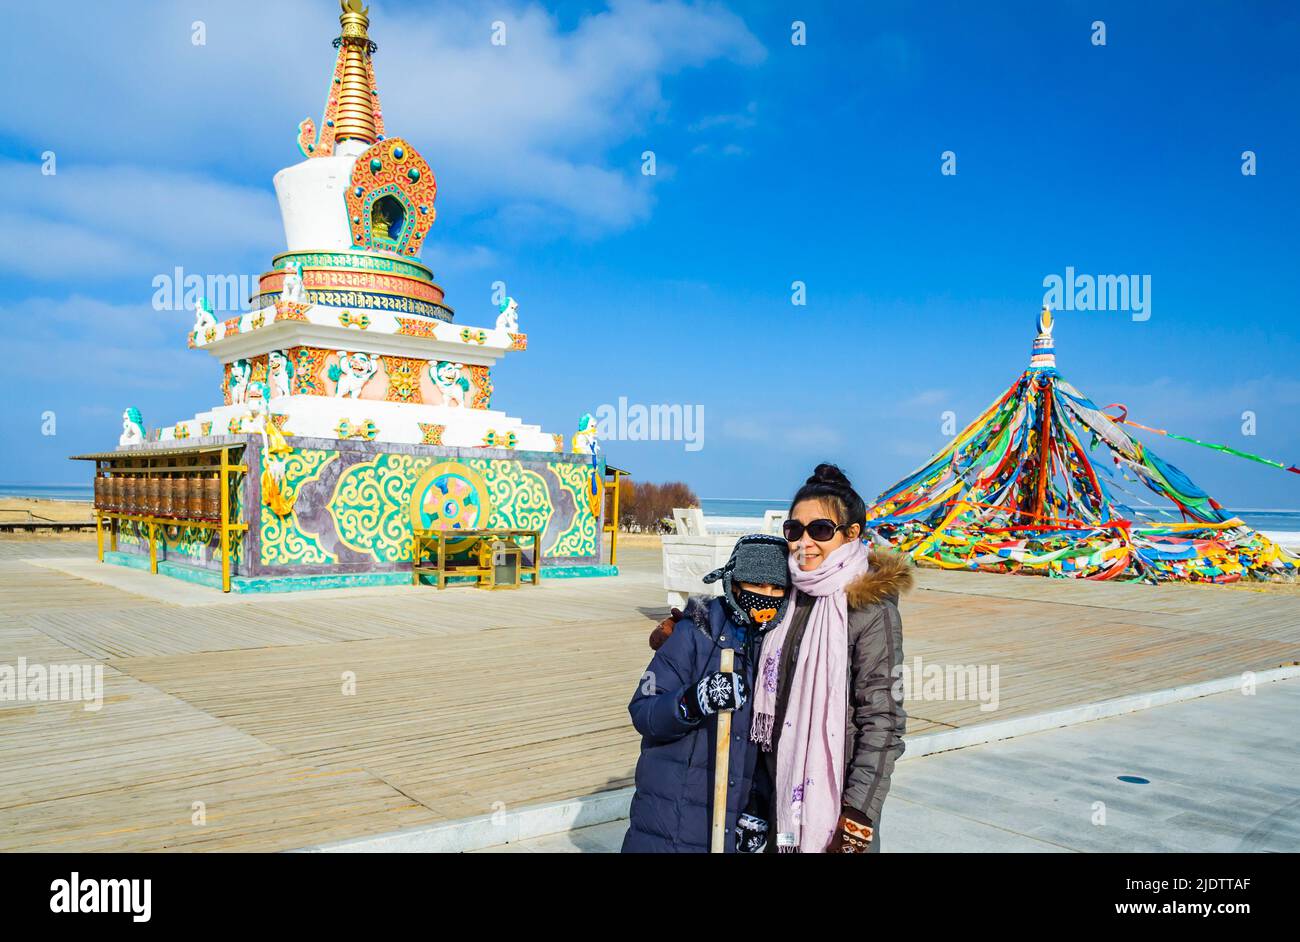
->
<box><xmin>476</xmin><ymin>676</ymin><xmax>1300</xmax><ymax>852</ymax></box>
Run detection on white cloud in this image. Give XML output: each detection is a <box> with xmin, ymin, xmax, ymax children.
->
<box><xmin>688</xmin><ymin>101</ymin><xmax>758</xmax><ymax>132</ymax></box>
<box><xmin>722</xmin><ymin>417</ymin><xmax>843</xmax><ymax>450</ymax></box>
<box><xmin>3</xmin><ymin>295</ymin><xmax>200</xmax><ymax>392</ymax></box>
<box><xmin>3</xmin><ymin>0</ymin><xmax>765</xmax><ymax>239</ymax></box>
<box><xmin>0</xmin><ymin>160</ymin><xmax>280</xmax><ymax>281</ymax></box>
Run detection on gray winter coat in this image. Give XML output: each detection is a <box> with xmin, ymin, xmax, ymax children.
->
<box><xmin>761</xmin><ymin>548</ymin><xmax>911</xmax><ymax>849</ymax></box>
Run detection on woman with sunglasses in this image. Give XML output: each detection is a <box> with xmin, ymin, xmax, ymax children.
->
<box><xmin>750</xmin><ymin>463</ymin><xmax>911</xmax><ymax>852</ymax></box>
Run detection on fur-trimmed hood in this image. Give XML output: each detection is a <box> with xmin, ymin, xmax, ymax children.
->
<box><xmin>846</xmin><ymin>549</ymin><xmax>914</xmax><ymax>609</ymax></box>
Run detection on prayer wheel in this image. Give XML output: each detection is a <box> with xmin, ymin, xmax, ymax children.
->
<box><xmin>145</xmin><ymin>475</ymin><xmax>161</xmax><ymax>517</ymax></box>
<box><xmin>187</xmin><ymin>476</ymin><xmax>205</xmax><ymax>518</ymax></box>
<box><xmin>124</xmin><ymin>475</ymin><xmax>139</xmax><ymax>515</ymax></box>
<box><xmin>93</xmin><ymin>474</ymin><xmax>105</xmax><ymax>511</ymax></box>
<box><xmin>202</xmin><ymin>476</ymin><xmax>221</xmax><ymax>520</ymax></box>
<box><xmin>159</xmin><ymin>476</ymin><xmax>175</xmax><ymax>518</ymax></box>
<box><xmin>107</xmin><ymin>475</ymin><xmax>121</xmax><ymax>513</ymax></box>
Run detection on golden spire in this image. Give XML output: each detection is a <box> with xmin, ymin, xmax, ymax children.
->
<box><xmin>334</xmin><ymin>0</ymin><xmax>379</xmax><ymax>146</ymax></box>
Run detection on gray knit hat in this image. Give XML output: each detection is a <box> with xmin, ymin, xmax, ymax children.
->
<box><xmin>702</xmin><ymin>533</ymin><xmax>791</xmax><ymax>628</ymax></box>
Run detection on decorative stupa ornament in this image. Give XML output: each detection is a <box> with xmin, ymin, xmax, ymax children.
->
<box><xmin>1028</xmin><ymin>304</ymin><xmax>1056</xmax><ymax>371</ymax></box>
<box><xmin>297</xmin><ymin>0</ymin><xmax>385</xmax><ymax>158</ymax></box>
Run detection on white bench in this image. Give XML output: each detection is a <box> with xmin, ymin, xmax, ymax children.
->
<box><xmin>660</xmin><ymin>507</ymin><xmax>787</xmax><ymax>607</ymax></box>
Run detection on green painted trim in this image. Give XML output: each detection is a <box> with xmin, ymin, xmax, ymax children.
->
<box><xmin>103</xmin><ymin>551</ymin><xmax>617</xmax><ymax>593</ymax></box>
<box><xmin>539</xmin><ymin>564</ymin><xmax>619</xmax><ymax>579</ymax></box>
<box><xmin>270</xmin><ymin>249</ymin><xmax>434</xmax><ymax>282</ymax></box>
<box><xmin>104</xmin><ymin>551</ymin><xmax>224</xmax><ymax>589</ymax></box>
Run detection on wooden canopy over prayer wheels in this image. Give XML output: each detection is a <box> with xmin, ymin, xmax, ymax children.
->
<box><xmin>73</xmin><ymin>444</ymin><xmax>249</xmax><ymax>593</ymax></box>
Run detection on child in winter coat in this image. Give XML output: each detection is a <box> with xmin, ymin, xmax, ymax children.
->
<box><xmin>621</xmin><ymin>534</ymin><xmax>791</xmax><ymax>853</ymax></box>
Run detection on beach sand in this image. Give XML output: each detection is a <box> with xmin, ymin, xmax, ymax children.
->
<box><xmin>0</xmin><ymin>498</ymin><xmax>95</xmax><ymax>539</ymax></box>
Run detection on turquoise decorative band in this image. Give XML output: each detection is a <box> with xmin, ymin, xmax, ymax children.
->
<box><xmin>271</xmin><ymin>250</ymin><xmax>434</xmax><ymax>282</ymax></box>
<box><xmin>103</xmin><ymin>552</ymin><xmax>617</xmax><ymax>593</ymax></box>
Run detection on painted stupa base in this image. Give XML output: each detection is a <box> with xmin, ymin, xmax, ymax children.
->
<box><xmin>161</xmin><ymin>397</ymin><xmax>554</xmax><ymax>451</ymax></box>
<box><xmin>104</xmin><ymin>435</ymin><xmax>611</xmax><ymax>591</ymax></box>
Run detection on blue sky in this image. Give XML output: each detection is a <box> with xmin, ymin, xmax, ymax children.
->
<box><xmin>3</xmin><ymin>0</ymin><xmax>1298</xmax><ymax>510</ymax></box>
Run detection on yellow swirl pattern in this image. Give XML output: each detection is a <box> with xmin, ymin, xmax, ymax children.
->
<box><xmin>260</xmin><ymin>450</ymin><xmax>337</xmax><ymax>566</ymax></box>
<box><xmin>329</xmin><ymin>453</ymin><xmax>434</xmax><ymax>562</ymax></box>
<box><xmin>546</xmin><ymin>461</ymin><xmax>600</xmax><ymax>557</ymax></box>
<box><xmin>464</xmin><ymin>459</ymin><xmax>551</xmax><ymax>534</ymax></box>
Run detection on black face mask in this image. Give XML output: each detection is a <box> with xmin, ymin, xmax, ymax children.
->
<box><xmin>732</xmin><ymin>587</ymin><xmax>785</xmax><ymax>627</ymax></box>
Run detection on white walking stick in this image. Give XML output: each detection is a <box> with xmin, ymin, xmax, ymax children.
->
<box><xmin>710</xmin><ymin>648</ymin><xmax>735</xmax><ymax>853</ymax></box>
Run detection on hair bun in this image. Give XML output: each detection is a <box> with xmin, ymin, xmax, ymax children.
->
<box><xmin>809</xmin><ymin>463</ymin><xmax>850</xmax><ymax>488</ymax></box>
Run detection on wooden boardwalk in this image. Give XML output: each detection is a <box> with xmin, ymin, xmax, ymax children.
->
<box><xmin>0</xmin><ymin>540</ymin><xmax>1296</xmax><ymax>852</ymax></box>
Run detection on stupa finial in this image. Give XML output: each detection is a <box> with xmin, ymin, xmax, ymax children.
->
<box><xmin>1038</xmin><ymin>303</ymin><xmax>1054</xmax><ymax>337</ymax></box>
<box><xmin>339</xmin><ymin>0</ymin><xmax>369</xmax><ymax>38</ymax></box>
<box><xmin>1029</xmin><ymin>304</ymin><xmax>1056</xmax><ymax>370</ymax></box>
<box><xmin>334</xmin><ymin>0</ymin><xmax>379</xmax><ymax>146</ymax></box>
<box><xmin>295</xmin><ymin>0</ymin><xmax>385</xmax><ymax>157</ymax></box>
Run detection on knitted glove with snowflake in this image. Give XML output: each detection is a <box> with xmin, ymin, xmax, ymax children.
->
<box><xmin>734</xmin><ymin>813</ymin><xmax>768</xmax><ymax>853</ymax></box>
<box><xmin>677</xmin><ymin>670</ymin><xmax>750</xmax><ymax>724</ymax></box>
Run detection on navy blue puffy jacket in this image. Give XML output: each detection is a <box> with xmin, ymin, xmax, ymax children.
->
<box><xmin>621</xmin><ymin>596</ymin><xmax>766</xmax><ymax>853</ymax></box>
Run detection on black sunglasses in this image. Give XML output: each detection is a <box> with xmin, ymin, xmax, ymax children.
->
<box><xmin>782</xmin><ymin>518</ymin><xmax>847</xmax><ymax>543</ymax></box>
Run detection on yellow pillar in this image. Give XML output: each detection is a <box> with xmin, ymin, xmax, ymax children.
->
<box><xmin>95</xmin><ymin>511</ymin><xmax>103</xmax><ymax>562</ymax></box>
<box><xmin>220</xmin><ymin>447</ymin><xmax>231</xmax><ymax>593</ymax></box>
<box><xmin>608</xmin><ymin>472</ymin><xmax>622</xmax><ymax>567</ymax></box>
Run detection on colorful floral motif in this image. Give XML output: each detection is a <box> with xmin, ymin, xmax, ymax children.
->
<box><xmin>381</xmin><ymin>356</ymin><xmax>424</xmax><ymax>403</ymax></box>
<box><xmin>275</xmin><ymin>301</ymin><xmax>311</xmax><ymax>321</ymax></box>
<box><xmin>339</xmin><ymin>309</ymin><xmax>371</xmax><ymax>329</ymax></box>
<box><xmin>292</xmin><ymin>347</ymin><xmax>327</xmax><ymax>396</ymax></box>
<box><xmin>465</xmin><ymin>365</ymin><xmax>493</xmax><ymax>409</ymax></box>
<box><xmin>508</xmin><ymin>332</ymin><xmax>528</xmax><ymax>351</ymax></box>
<box><xmin>419</xmin><ymin>423</ymin><xmax>446</xmax><ymax>445</ymax></box>
<box><xmin>345</xmin><ymin>137</ymin><xmax>437</xmax><ymax>257</ymax></box>
<box><xmin>395</xmin><ymin>316</ymin><xmax>439</xmax><ymax>339</ymax></box>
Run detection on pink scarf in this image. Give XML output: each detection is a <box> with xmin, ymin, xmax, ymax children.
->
<box><xmin>751</xmin><ymin>539</ymin><xmax>871</xmax><ymax>853</ymax></box>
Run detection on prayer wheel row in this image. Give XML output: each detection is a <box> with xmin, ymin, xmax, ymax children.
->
<box><xmin>94</xmin><ymin>474</ymin><xmax>222</xmax><ymax>520</ymax></box>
